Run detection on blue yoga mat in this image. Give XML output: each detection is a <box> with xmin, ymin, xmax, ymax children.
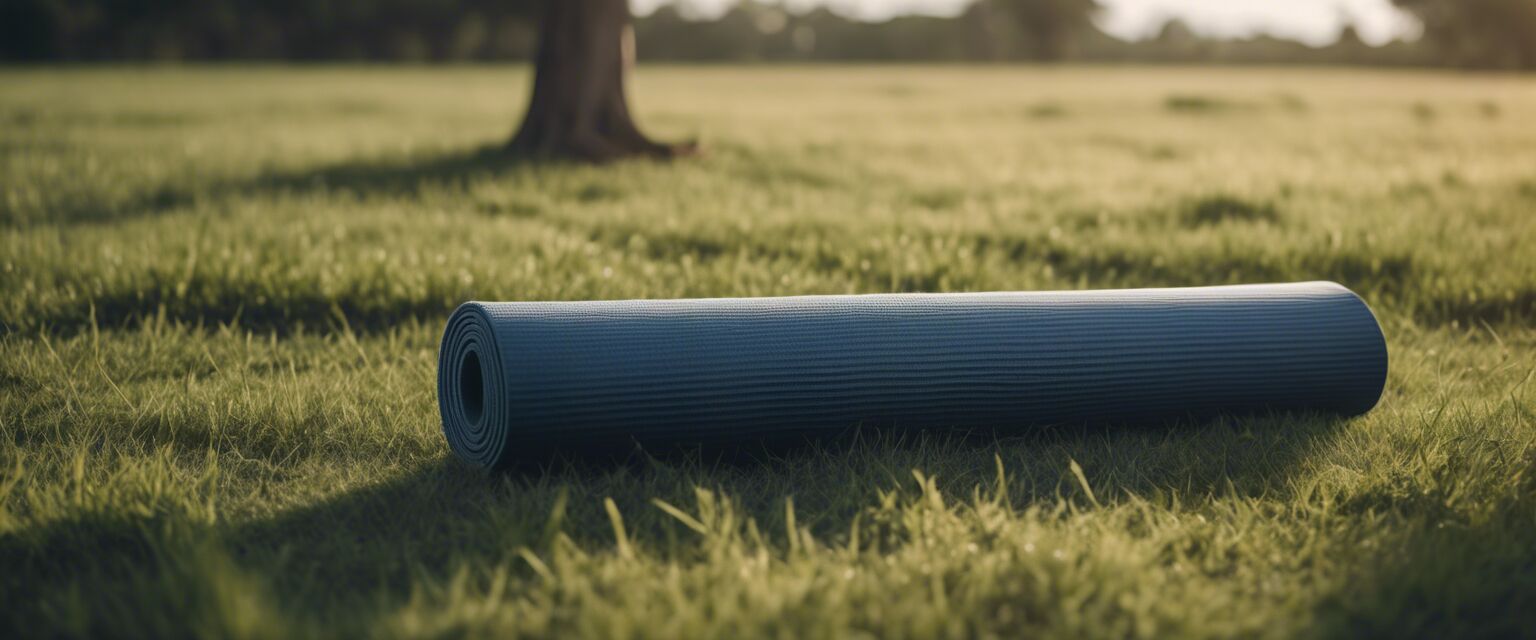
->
<box><xmin>438</xmin><ymin>281</ymin><xmax>1387</xmax><ymax>468</ymax></box>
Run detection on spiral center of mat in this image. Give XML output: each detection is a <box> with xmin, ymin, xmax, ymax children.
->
<box><xmin>459</xmin><ymin>349</ymin><xmax>485</xmax><ymax>426</ymax></box>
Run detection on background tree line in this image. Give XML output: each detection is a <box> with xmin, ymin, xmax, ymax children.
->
<box><xmin>2</xmin><ymin>0</ymin><xmax>1532</xmax><ymax>70</ymax></box>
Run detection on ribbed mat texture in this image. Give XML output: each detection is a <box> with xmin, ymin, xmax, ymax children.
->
<box><xmin>438</xmin><ymin>282</ymin><xmax>1387</xmax><ymax>468</ymax></box>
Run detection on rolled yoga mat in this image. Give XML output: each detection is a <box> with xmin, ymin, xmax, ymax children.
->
<box><xmin>438</xmin><ymin>281</ymin><xmax>1387</xmax><ymax>468</ymax></box>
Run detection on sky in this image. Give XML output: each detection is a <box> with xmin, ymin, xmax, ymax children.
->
<box><xmin>632</xmin><ymin>0</ymin><xmax>1421</xmax><ymax>46</ymax></box>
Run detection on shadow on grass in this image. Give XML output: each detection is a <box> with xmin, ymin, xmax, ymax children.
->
<box><xmin>1309</xmin><ymin>458</ymin><xmax>1536</xmax><ymax>637</ymax></box>
<box><xmin>215</xmin><ymin>412</ymin><xmax>1360</xmax><ymax>613</ymax></box>
<box><xmin>27</xmin><ymin>144</ymin><xmax>538</xmax><ymax>228</ymax></box>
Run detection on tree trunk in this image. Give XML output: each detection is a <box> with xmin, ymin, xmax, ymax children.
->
<box><xmin>508</xmin><ymin>0</ymin><xmax>691</xmax><ymax>162</ymax></box>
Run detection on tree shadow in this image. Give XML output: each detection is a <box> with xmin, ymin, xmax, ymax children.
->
<box><xmin>37</xmin><ymin>144</ymin><xmax>545</xmax><ymax>227</ymax></box>
<box><xmin>244</xmin><ymin>145</ymin><xmax>537</xmax><ymax>201</ymax></box>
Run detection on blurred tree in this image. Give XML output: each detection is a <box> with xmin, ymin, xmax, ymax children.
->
<box><xmin>1148</xmin><ymin>18</ymin><xmax>1207</xmax><ymax>61</ymax></box>
<box><xmin>508</xmin><ymin>0</ymin><xmax>692</xmax><ymax>161</ymax></box>
<box><xmin>991</xmin><ymin>0</ymin><xmax>1101</xmax><ymax>60</ymax></box>
<box><xmin>0</xmin><ymin>1</ymin><xmax>1435</xmax><ymax>69</ymax></box>
<box><xmin>960</xmin><ymin>1</ymin><xmax>1003</xmax><ymax>61</ymax></box>
<box><xmin>1394</xmin><ymin>0</ymin><xmax>1536</xmax><ymax>69</ymax></box>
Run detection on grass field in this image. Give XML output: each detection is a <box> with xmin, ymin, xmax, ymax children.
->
<box><xmin>2</xmin><ymin>65</ymin><xmax>1535</xmax><ymax>638</ymax></box>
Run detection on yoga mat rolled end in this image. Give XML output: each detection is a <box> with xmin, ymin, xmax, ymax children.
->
<box><xmin>438</xmin><ymin>302</ymin><xmax>513</xmax><ymax>468</ymax></box>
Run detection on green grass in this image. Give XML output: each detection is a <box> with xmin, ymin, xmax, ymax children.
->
<box><xmin>2</xmin><ymin>65</ymin><xmax>1534</xmax><ymax>638</ymax></box>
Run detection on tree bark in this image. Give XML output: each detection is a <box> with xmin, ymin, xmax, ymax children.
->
<box><xmin>508</xmin><ymin>0</ymin><xmax>691</xmax><ymax>162</ymax></box>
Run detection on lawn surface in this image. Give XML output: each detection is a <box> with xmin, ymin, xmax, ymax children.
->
<box><xmin>2</xmin><ymin>65</ymin><xmax>1535</xmax><ymax>638</ymax></box>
